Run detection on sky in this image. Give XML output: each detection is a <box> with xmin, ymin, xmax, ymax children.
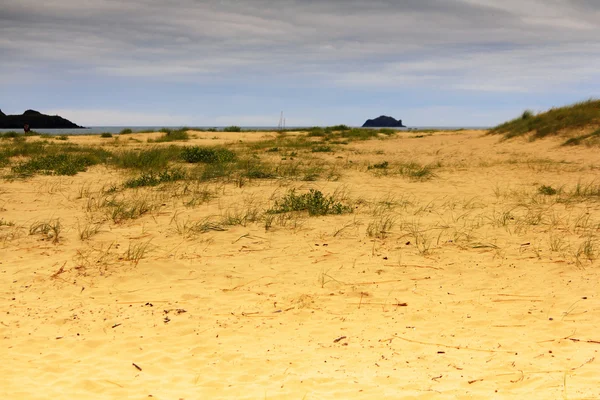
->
<box><xmin>1</xmin><ymin>0</ymin><xmax>599</xmax><ymax>127</ymax></box>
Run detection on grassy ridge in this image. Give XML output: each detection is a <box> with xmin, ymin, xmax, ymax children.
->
<box><xmin>489</xmin><ymin>99</ymin><xmax>600</xmax><ymax>145</ymax></box>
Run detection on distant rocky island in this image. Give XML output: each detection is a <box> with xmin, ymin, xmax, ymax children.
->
<box><xmin>0</xmin><ymin>109</ymin><xmax>83</xmax><ymax>129</ymax></box>
<box><xmin>362</xmin><ymin>115</ymin><xmax>406</xmax><ymax>128</ymax></box>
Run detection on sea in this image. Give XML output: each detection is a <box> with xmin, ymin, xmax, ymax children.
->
<box><xmin>0</xmin><ymin>126</ymin><xmax>490</xmax><ymax>135</ymax></box>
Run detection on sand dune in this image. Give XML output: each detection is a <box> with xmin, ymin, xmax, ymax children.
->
<box><xmin>2</xmin><ymin>130</ymin><xmax>599</xmax><ymax>399</ymax></box>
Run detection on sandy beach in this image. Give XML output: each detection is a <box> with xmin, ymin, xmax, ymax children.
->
<box><xmin>2</xmin><ymin>129</ymin><xmax>599</xmax><ymax>399</ymax></box>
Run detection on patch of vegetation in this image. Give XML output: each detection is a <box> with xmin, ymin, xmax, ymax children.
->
<box><xmin>241</xmin><ymin>161</ymin><xmax>276</xmax><ymax>179</ymax></box>
<box><xmin>369</xmin><ymin>161</ymin><xmax>389</xmax><ymax>170</ymax></box>
<box><xmin>223</xmin><ymin>126</ymin><xmax>242</xmax><ymax>132</ymax></box>
<box><xmin>56</xmin><ymin>135</ymin><xmax>69</xmax><ymax>141</ymax></box>
<box><xmin>312</xmin><ymin>145</ymin><xmax>333</xmax><ymax>153</ymax></box>
<box><xmin>12</xmin><ymin>153</ymin><xmax>104</xmax><ymax>176</ymax></box>
<box><xmin>119</xmin><ymin>128</ymin><xmax>133</xmax><ymax>135</ymax></box>
<box><xmin>561</xmin><ymin>128</ymin><xmax>600</xmax><ymax>146</ymax></box>
<box><xmin>124</xmin><ymin>168</ymin><xmax>186</xmax><ymax>188</ymax></box>
<box><xmin>29</xmin><ymin>219</ymin><xmax>61</xmax><ymax>243</ymax></box>
<box><xmin>398</xmin><ymin>162</ymin><xmax>437</xmax><ymax>181</ymax></box>
<box><xmin>327</xmin><ymin>125</ymin><xmax>351</xmax><ymax>131</ymax></box>
<box><xmin>341</xmin><ymin>128</ymin><xmax>380</xmax><ymax>141</ymax></box>
<box><xmin>538</xmin><ymin>185</ymin><xmax>558</xmax><ymax>196</ymax></box>
<box><xmin>1</xmin><ymin>131</ymin><xmax>21</xmax><ymax>139</ymax></box>
<box><xmin>571</xmin><ymin>181</ymin><xmax>600</xmax><ymax>199</ymax></box>
<box><xmin>306</xmin><ymin>127</ymin><xmax>326</xmax><ymax>137</ymax></box>
<box><xmin>181</xmin><ymin>146</ymin><xmax>236</xmax><ymax>164</ymax></box>
<box><xmin>101</xmin><ymin>133</ymin><xmax>113</xmax><ymax>138</ymax></box>
<box><xmin>111</xmin><ymin>146</ymin><xmax>181</xmax><ymax>170</ymax></box>
<box><xmin>490</xmin><ymin>99</ymin><xmax>600</xmax><ymax>140</ymax></box>
<box><xmin>268</xmin><ymin>189</ymin><xmax>352</xmax><ymax>216</ymax></box>
<box><xmin>108</xmin><ymin>197</ymin><xmax>156</xmax><ymax>223</ymax></box>
<box><xmin>150</xmin><ymin>128</ymin><xmax>189</xmax><ymax>142</ymax></box>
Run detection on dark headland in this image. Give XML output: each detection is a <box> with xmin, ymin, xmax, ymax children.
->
<box><xmin>362</xmin><ymin>115</ymin><xmax>406</xmax><ymax>128</ymax></box>
<box><xmin>0</xmin><ymin>109</ymin><xmax>83</xmax><ymax>129</ymax></box>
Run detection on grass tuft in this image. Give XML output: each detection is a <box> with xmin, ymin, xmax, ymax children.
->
<box><xmin>268</xmin><ymin>189</ymin><xmax>352</xmax><ymax>216</ymax></box>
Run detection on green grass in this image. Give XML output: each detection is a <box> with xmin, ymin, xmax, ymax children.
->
<box><xmin>223</xmin><ymin>126</ymin><xmax>242</xmax><ymax>132</ymax></box>
<box><xmin>149</xmin><ymin>128</ymin><xmax>189</xmax><ymax>142</ymax></box>
<box><xmin>369</xmin><ymin>161</ymin><xmax>389</xmax><ymax>170</ymax></box>
<box><xmin>111</xmin><ymin>146</ymin><xmax>181</xmax><ymax>170</ymax></box>
<box><xmin>538</xmin><ymin>185</ymin><xmax>558</xmax><ymax>196</ymax></box>
<box><xmin>561</xmin><ymin>128</ymin><xmax>600</xmax><ymax>146</ymax></box>
<box><xmin>12</xmin><ymin>153</ymin><xmax>99</xmax><ymax>176</ymax></box>
<box><xmin>124</xmin><ymin>168</ymin><xmax>186</xmax><ymax>188</ymax></box>
<box><xmin>311</xmin><ymin>145</ymin><xmax>333</xmax><ymax>153</ymax></box>
<box><xmin>119</xmin><ymin>128</ymin><xmax>133</xmax><ymax>135</ymax></box>
<box><xmin>181</xmin><ymin>146</ymin><xmax>236</xmax><ymax>163</ymax></box>
<box><xmin>489</xmin><ymin>99</ymin><xmax>600</xmax><ymax>140</ymax></box>
<box><xmin>397</xmin><ymin>162</ymin><xmax>437</xmax><ymax>181</ymax></box>
<box><xmin>341</xmin><ymin>128</ymin><xmax>379</xmax><ymax>141</ymax></box>
<box><xmin>268</xmin><ymin>189</ymin><xmax>352</xmax><ymax>216</ymax></box>
<box><xmin>1</xmin><ymin>131</ymin><xmax>21</xmax><ymax>139</ymax></box>
<box><xmin>101</xmin><ymin>133</ymin><xmax>113</xmax><ymax>138</ymax></box>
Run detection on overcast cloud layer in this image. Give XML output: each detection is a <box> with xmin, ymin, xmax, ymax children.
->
<box><xmin>1</xmin><ymin>0</ymin><xmax>599</xmax><ymax>126</ymax></box>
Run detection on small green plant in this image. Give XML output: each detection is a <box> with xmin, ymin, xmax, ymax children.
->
<box><xmin>124</xmin><ymin>168</ymin><xmax>186</xmax><ymax>188</ymax></box>
<box><xmin>56</xmin><ymin>135</ymin><xmax>69</xmax><ymax>141</ymax></box>
<box><xmin>119</xmin><ymin>128</ymin><xmax>133</xmax><ymax>135</ymax></box>
<box><xmin>108</xmin><ymin>197</ymin><xmax>156</xmax><ymax>223</ymax></box>
<box><xmin>367</xmin><ymin>215</ymin><xmax>395</xmax><ymax>239</ymax></box>
<box><xmin>111</xmin><ymin>146</ymin><xmax>181</xmax><ymax>170</ymax></box>
<box><xmin>1</xmin><ymin>131</ymin><xmax>21</xmax><ymax>139</ymax></box>
<box><xmin>223</xmin><ymin>126</ymin><xmax>242</xmax><ymax>132</ymax></box>
<box><xmin>268</xmin><ymin>189</ymin><xmax>352</xmax><ymax>216</ymax></box>
<box><xmin>0</xmin><ymin>219</ymin><xmax>15</xmax><ymax>227</ymax></box>
<box><xmin>100</xmin><ymin>132</ymin><xmax>113</xmax><ymax>138</ymax></box>
<box><xmin>369</xmin><ymin>161</ymin><xmax>389</xmax><ymax>170</ymax></box>
<box><xmin>521</xmin><ymin>110</ymin><xmax>534</xmax><ymax>120</ymax></box>
<box><xmin>180</xmin><ymin>146</ymin><xmax>236</xmax><ymax>163</ymax></box>
<box><xmin>123</xmin><ymin>240</ymin><xmax>152</xmax><ymax>266</ymax></box>
<box><xmin>328</xmin><ymin>124</ymin><xmax>351</xmax><ymax>131</ymax></box>
<box><xmin>312</xmin><ymin>145</ymin><xmax>333</xmax><ymax>153</ymax></box>
<box><xmin>538</xmin><ymin>185</ymin><xmax>557</xmax><ymax>195</ymax></box>
<box><xmin>29</xmin><ymin>219</ymin><xmax>61</xmax><ymax>243</ymax></box>
<box><xmin>77</xmin><ymin>221</ymin><xmax>103</xmax><ymax>240</ymax></box>
<box><xmin>12</xmin><ymin>153</ymin><xmax>102</xmax><ymax>176</ymax></box>
<box><xmin>150</xmin><ymin>128</ymin><xmax>189</xmax><ymax>142</ymax></box>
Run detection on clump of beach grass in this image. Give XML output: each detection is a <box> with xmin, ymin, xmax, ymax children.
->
<box><xmin>268</xmin><ymin>189</ymin><xmax>352</xmax><ymax>216</ymax></box>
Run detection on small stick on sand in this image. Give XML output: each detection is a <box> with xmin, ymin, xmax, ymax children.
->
<box><xmin>570</xmin><ymin>338</ymin><xmax>600</xmax><ymax>345</ymax></box>
<box><xmin>392</xmin><ymin>334</ymin><xmax>514</xmax><ymax>353</ymax></box>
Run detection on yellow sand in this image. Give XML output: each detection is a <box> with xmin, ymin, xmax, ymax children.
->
<box><xmin>1</xmin><ymin>130</ymin><xmax>599</xmax><ymax>399</ymax></box>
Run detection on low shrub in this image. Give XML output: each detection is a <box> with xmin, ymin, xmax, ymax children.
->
<box><xmin>268</xmin><ymin>189</ymin><xmax>352</xmax><ymax>216</ymax></box>
<box><xmin>181</xmin><ymin>146</ymin><xmax>236</xmax><ymax>164</ymax></box>
<box><xmin>124</xmin><ymin>168</ymin><xmax>186</xmax><ymax>188</ymax></box>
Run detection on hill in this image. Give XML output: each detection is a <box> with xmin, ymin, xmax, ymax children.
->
<box><xmin>489</xmin><ymin>99</ymin><xmax>600</xmax><ymax>145</ymax></box>
<box><xmin>0</xmin><ymin>109</ymin><xmax>83</xmax><ymax>129</ymax></box>
<box><xmin>362</xmin><ymin>115</ymin><xmax>405</xmax><ymax>128</ymax></box>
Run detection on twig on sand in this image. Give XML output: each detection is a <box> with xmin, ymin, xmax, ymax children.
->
<box><xmin>385</xmin><ymin>264</ymin><xmax>444</xmax><ymax>270</ymax></box>
<box><xmin>391</xmin><ymin>334</ymin><xmax>514</xmax><ymax>353</ymax></box>
<box><xmin>232</xmin><ymin>233</ymin><xmax>250</xmax><ymax>244</ymax></box>
<box><xmin>132</xmin><ymin>363</ymin><xmax>142</xmax><ymax>371</ymax></box>
<box><xmin>222</xmin><ymin>276</ymin><xmax>276</xmax><ymax>292</ymax></box>
<box><xmin>570</xmin><ymin>338</ymin><xmax>600</xmax><ymax>345</ymax></box>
